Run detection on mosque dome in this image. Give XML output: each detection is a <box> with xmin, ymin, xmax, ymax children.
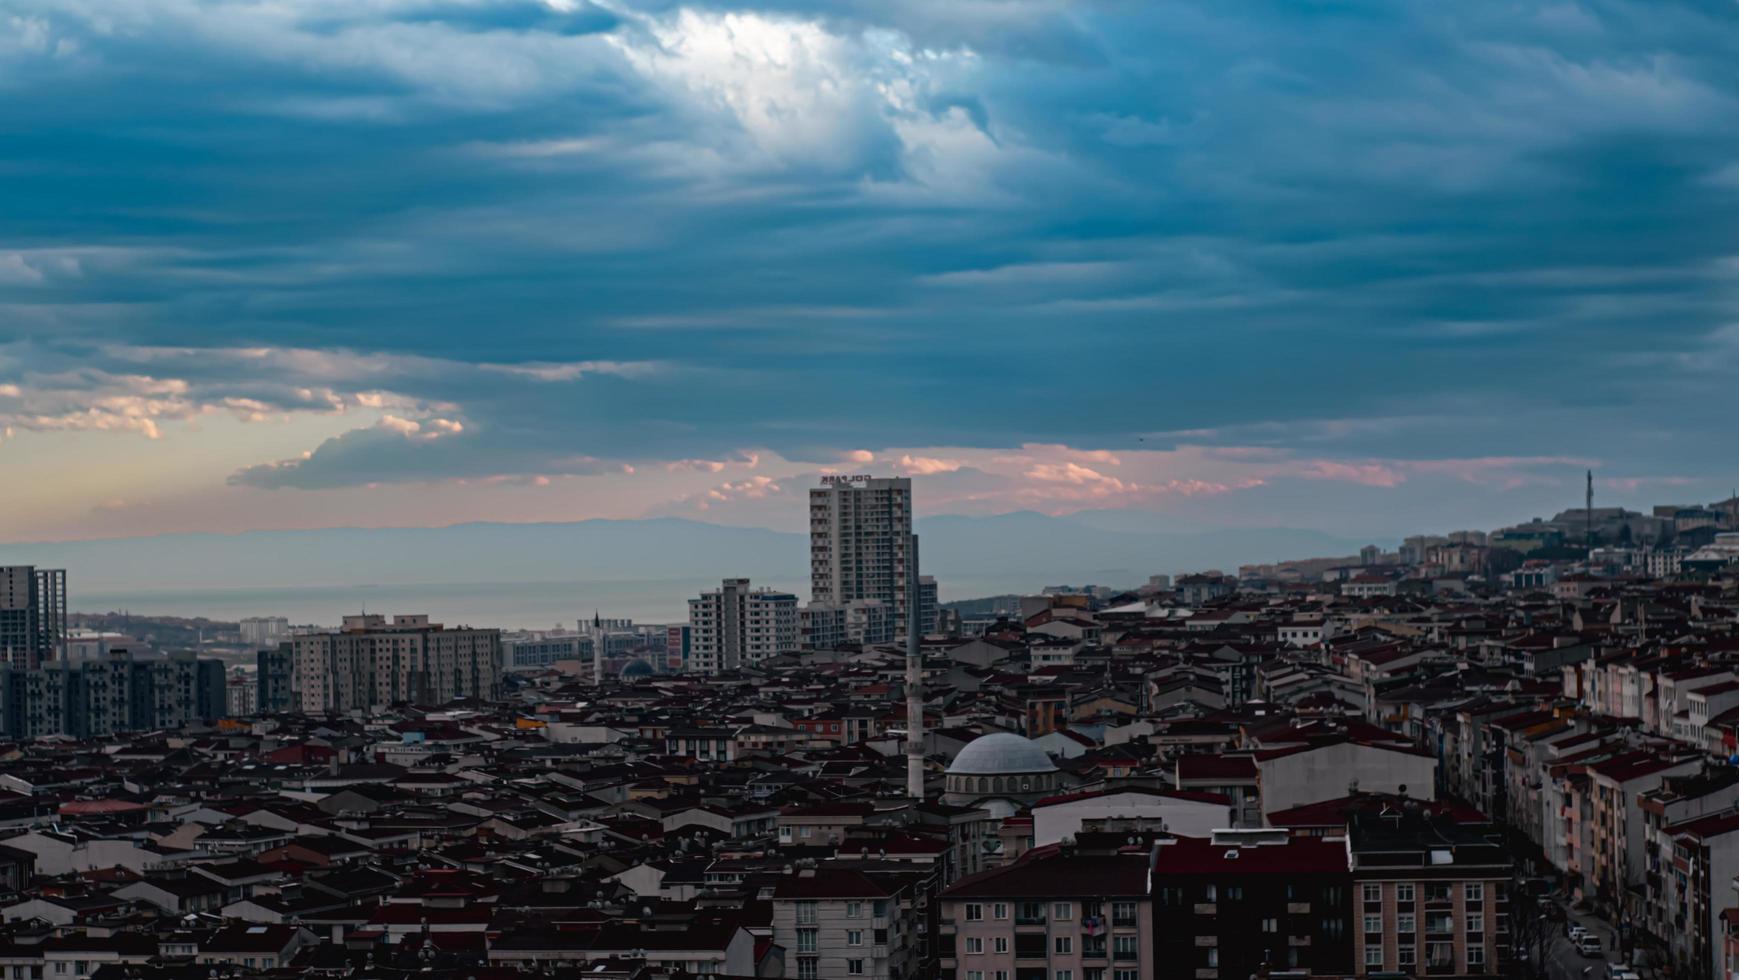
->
<box><xmin>620</xmin><ymin>658</ymin><xmax>655</xmax><ymax>680</ymax></box>
<box><xmin>946</xmin><ymin>732</ymin><xmax>1058</xmax><ymax>776</ymax></box>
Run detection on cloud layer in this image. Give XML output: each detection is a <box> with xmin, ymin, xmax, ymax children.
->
<box><xmin>3</xmin><ymin>0</ymin><xmax>1739</xmax><ymax>537</ymax></box>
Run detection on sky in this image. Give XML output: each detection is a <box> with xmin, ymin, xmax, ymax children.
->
<box><xmin>4</xmin><ymin>0</ymin><xmax>1739</xmax><ymax>544</ymax></box>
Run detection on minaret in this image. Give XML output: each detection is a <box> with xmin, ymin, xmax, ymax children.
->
<box><xmin>591</xmin><ymin>611</ymin><xmax>604</xmax><ymax>686</ymax></box>
<box><xmin>905</xmin><ymin>532</ymin><xmax>925</xmax><ymax>799</ymax></box>
<box><xmin>1586</xmin><ymin>469</ymin><xmax>1594</xmax><ymax>550</ymax></box>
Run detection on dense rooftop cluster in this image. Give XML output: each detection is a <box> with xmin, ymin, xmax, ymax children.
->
<box><xmin>6</xmin><ymin>497</ymin><xmax>1739</xmax><ymax>980</ymax></box>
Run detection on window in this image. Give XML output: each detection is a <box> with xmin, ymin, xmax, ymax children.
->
<box><xmin>847</xmin><ymin>901</ymin><xmax>863</xmax><ymax>918</ymax></box>
<box><xmin>1464</xmin><ymin>883</ymin><xmax>1484</xmax><ymax>902</ymax></box>
<box><xmin>1425</xmin><ymin>913</ymin><xmax>1454</xmax><ymax>934</ymax></box>
<box><xmin>1365</xmin><ymin>946</ymin><xmax>1384</xmax><ymax>967</ymax></box>
<box><xmin>1426</xmin><ymin>883</ymin><xmax>1452</xmax><ymax>902</ymax></box>
<box><xmin>994</xmin><ymin>903</ymin><xmax>1010</xmax><ymax>920</ymax></box>
<box><xmin>1084</xmin><ymin>971</ymin><xmax>1104</xmax><ymax>980</ymax></box>
<box><xmin>848</xmin><ymin>931</ymin><xmax>864</xmax><ymax>947</ymax></box>
<box><xmin>1224</xmin><ymin>886</ymin><xmax>1243</xmax><ymax>902</ymax></box>
<box><xmin>1054</xmin><ymin>902</ymin><xmax>1074</xmax><ymax>921</ymax></box>
<box><xmin>797</xmin><ymin>930</ymin><xmax>818</xmax><ymax>954</ymax></box>
<box><xmin>1204</xmin><ymin>884</ymin><xmax>1217</xmax><ymax>902</ymax></box>
<box><xmin>966</xmin><ymin>904</ymin><xmax>984</xmax><ymax>922</ymax></box>
<box><xmin>1055</xmin><ymin>972</ymin><xmax>1073</xmax><ymax>980</ymax></box>
<box><xmin>1397</xmin><ymin>913</ymin><xmax>1415</xmax><ymax>935</ymax></box>
<box><xmin>995</xmin><ymin>938</ymin><xmax>1009</xmax><ymax>954</ymax></box>
<box><xmin>966</xmin><ymin>938</ymin><xmax>984</xmax><ymax>955</ymax></box>
<box><xmin>1018</xmin><ymin>901</ymin><xmax>1047</xmax><ymax>924</ymax></box>
<box><xmin>1396</xmin><ymin>883</ymin><xmax>1414</xmax><ymax>903</ymax></box>
<box><xmin>1363</xmin><ymin>915</ymin><xmax>1382</xmax><ymax>935</ymax></box>
<box><xmin>1206</xmin><ymin>949</ymin><xmax>1218</xmax><ymax>968</ymax></box>
<box><xmin>1362</xmin><ymin>883</ymin><xmax>1381</xmax><ymax>903</ymax></box>
<box><xmin>1398</xmin><ymin>945</ymin><xmax>1416</xmax><ymax>968</ymax></box>
<box><xmin>797</xmin><ymin>901</ymin><xmax>818</xmax><ymax>925</ymax></box>
<box><xmin>1468</xmin><ymin>945</ymin><xmax>1485</xmax><ymax>967</ymax></box>
<box><xmin>1055</xmin><ymin>938</ymin><xmax>1073</xmax><ymax>955</ymax></box>
<box><xmin>1114</xmin><ymin>972</ymin><xmax>1138</xmax><ymax>980</ymax></box>
<box><xmin>1261</xmin><ymin>917</ymin><xmax>1278</xmax><ymax>933</ymax></box>
<box><xmin>1467</xmin><ymin>912</ymin><xmax>1484</xmax><ymax>934</ymax></box>
<box><xmin>1112</xmin><ymin>902</ymin><xmax>1137</xmax><ymax>927</ymax></box>
<box><xmin>1113</xmin><ymin>936</ymin><xmax>1137</xmax><ymax>961</ymax></box>
<box><xmin>848</xmin><ymin>960</ymin><xmax>865</xmax><ymax>976</ymax></box>
<box><xmin>968</xmin><ymin>973</ymin><xmax>985</xmax><ymax>980</ymax></box>
<box><xmin>798</xmin><ymin>959</ymin><xmax>819</xmax><ymax>980</ymax></box>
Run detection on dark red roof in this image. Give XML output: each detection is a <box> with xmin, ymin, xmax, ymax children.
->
<box><xmin>1151</xmin><ymin>836</ymin><xmax>1348</xmax><ymax>875</ymax></box>
<box><xmin>944</xmin><ymin>852</ymin><xmax>1149</xmax><ymax>899</ymax></box>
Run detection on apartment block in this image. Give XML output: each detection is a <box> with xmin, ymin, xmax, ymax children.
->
<box><xmin>940</xmin><ymin>847</ymin><xmax>1153</xmax><ymax>980</ymax></box>
<box><xmin>772</xmin><ymin>867</ymin><xmax>926</xmax><ymax>980</ymax></box>
<box><xmin>287</xmin><ymin>614</ymin><xmax>501</xmax><ymax>713</ymax></box>
<box><xmin>801</xmin><ymin>599</ymin><xmax>897</xmax><ymax>650</ymax></box>
<box><xmin>688</xmin><ymin>579</ymin><xmax>798</xmax><ymax>675</ymax></box>
<box><xmin>0</xmin><ymin>651</ymin><xmax>225</xmax><ymax>738</ymax></box>
<box><xmin>1151</xmin><ymin>830</ymin><xmax>1353</xmax><ymax>980</ymax></box>
<box><xmin>1348</xmin><ymin>812</ymin><xmax>1512</xmax><ymax>976</ymax></box>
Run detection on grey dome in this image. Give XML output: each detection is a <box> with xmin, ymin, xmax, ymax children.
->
<box><xmin>620</xmin><ymin>658</ymin><xmax>655</xmax><ymax>679</ymax></box>
<box><xmin>947</xmin><ymin>733</ymin><xmax>1057</xmax><ymax>776</ymax></box>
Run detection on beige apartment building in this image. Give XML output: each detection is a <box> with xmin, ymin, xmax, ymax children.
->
<box><xmin>940</xmin><ymin>849</ymin><xmax>1153</xmax><ymax>980</ymax></box>
<box><xmin>771</xmin><ymin>867</ymin><xmax>927</xmax><ymax>980</ymax></box>
<box><xmin>287</xmin><ymin>614</ymin><xmax>500</xmax><ymax>713</ymax></box>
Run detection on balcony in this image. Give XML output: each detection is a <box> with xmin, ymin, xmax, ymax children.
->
<box><xmin>1287</xmin><ymin>903</ymin><xmax>1311</xmax><ymax>914</ymax></box>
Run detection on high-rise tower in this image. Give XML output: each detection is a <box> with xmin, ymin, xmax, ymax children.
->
<box><xmin>0</xmin><ymin>566</ymin><xmax>67</xmax><ymax>669</ymax></box>
<box><xmin>809</xmin><ymin>476</ymin><xmax>915</xmax><ymax>641</ymax></box>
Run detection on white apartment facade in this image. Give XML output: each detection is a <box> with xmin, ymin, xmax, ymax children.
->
<box><xmin>688</xmin><ymin>579</ymin><xmax>798</xmax><ymax>675</ymax></box>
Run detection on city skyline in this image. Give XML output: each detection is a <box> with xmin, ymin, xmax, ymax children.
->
<box><xmin>6</xmin><ymin>0</ymin><xmax>1739</xmax><ymax>542</ymax></box>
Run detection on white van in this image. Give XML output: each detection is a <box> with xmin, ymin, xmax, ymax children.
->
<box><xmin>1576</xmin><ymin>934</ymin><xmax>1603</xmax><ymax>957</ymax></box>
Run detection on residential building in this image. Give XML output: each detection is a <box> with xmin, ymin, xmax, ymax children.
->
<box><xmin>802</xmin><ymin>599</ymin><xmax>897</xmax><ymax>650</ymax></box>
<box><xmin>688</xmin><ymin>578</ymin><xmax>799</xmax><ymax>675</ymax></box>
<box><xmin>940</xmin><ymin>846</ymin><xmax>1154</xmax><ymax>980</ymax></box>
<box><xmin>238</xmin><ymin>617</ymin><xmax>290</xmax><ymax>649</ymax></box>
<box><xmin>1151</xmin><ymin>829</ymin><xmax>1353</xmax><ymax>980</ymax></box>
<box><xmin>287</xmin><ymin>614</ymin><xmax>501</xmax><ymax>713</ymax></box>
<box><xmin>0</xmin><ymin>566</ymin><xmax>66</xmax><ymax>670</ymax></box>
<box><xmin>1348</xmin><ymin>812</ymin><xmax>1512</xmax><ymax>976</ymax></box>
<box><xmin>810</xmin><ymin>476</ymin><xmax>916</xmax><ymax>641</ymax></box>
<box><xmin>773</xmin><ymin>867</ymin><xmax>926</xmax><ymax>980</ymax></box>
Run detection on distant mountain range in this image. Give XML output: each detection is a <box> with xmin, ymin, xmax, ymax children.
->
<box><xmin>1</xmin><ymin>512</ymin><xmax>1383</xmax><ymax>601</ymax></box>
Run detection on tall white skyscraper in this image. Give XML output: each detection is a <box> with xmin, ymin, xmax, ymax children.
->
<box><xmin>809</xmin><ymin>476</ymin><xmax>916</xmax><ymax>641</ymax></box>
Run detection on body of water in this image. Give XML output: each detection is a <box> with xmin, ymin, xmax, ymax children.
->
<box><xmin>75</xmin><ymin>574</ymin><xmax>1041</xmax><ymax>631</ymax></box>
